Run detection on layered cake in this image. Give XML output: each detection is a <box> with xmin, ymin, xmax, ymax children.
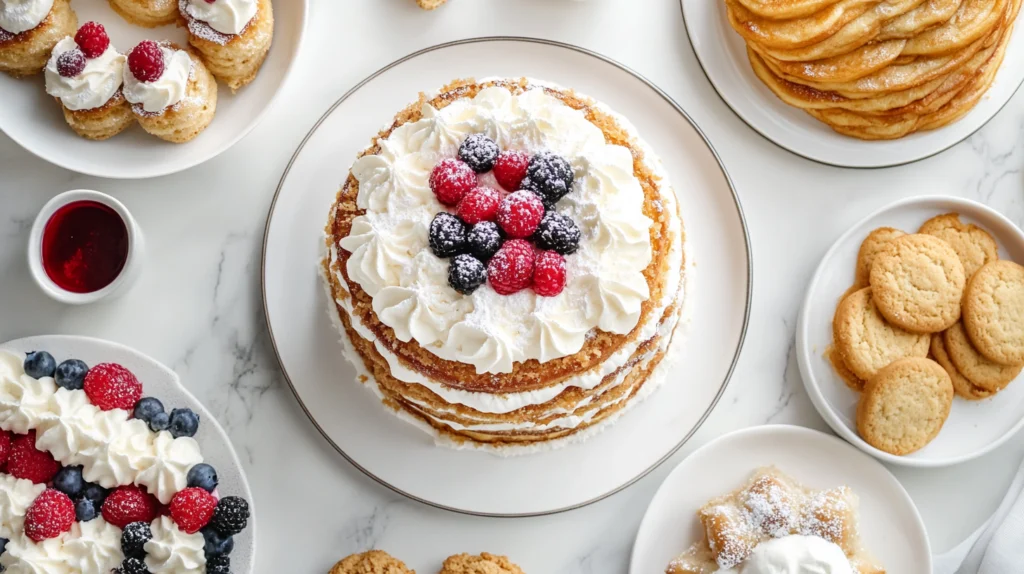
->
<box><xmin>323</xmin><ymin>78</ymin><xmax>687</xmax><ymax>451</ymax></box>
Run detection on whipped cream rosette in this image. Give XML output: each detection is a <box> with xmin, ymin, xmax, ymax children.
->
<box><xmin>0</xmin><ymin>0</ymin><xmax>54</xmax><ymax>34</ymax></box>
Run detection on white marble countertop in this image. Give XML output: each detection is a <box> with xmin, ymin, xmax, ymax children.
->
<box><xmin>2</xmin><ymin>0</ymin><xmax>1024</xmax><ymax>572</ymax></box>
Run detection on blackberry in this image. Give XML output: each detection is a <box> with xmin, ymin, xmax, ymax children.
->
<box><xmin>521</xmin><ymin>152</ymin><xmax>573</xmax><ymax>207</ymax></box>
<box><xmin>207</xmin><ymin>555</ymin><xmax>231</xmax><ymax>574</ymax></box>
<box><xmin>448</xmin><ymin>254</ymin><xmax>487</xmax><ymax>295</ymax></box>
<box><xmin>120</xmin><ymin>557</ymin><xmax>150</xmax><ymax>574</ymax></box>
<box><xmin>467</xmin><ymin>221</ymin><xmax>503</xmax><ymax>262</ymax></box>
<box><xmin>458</xmin><ymin>134</ymin><xmax>499</xmax><ymax>173</ymax></box>
<box><xmin>210</xmin><ymin>497</ymin><xmax>250</xmax><ymax>537</ymax></box>
<box><xmin>428</xmin><ymin>213</ymin><xmax>468</xmax><ymax>258</ymax></box>
<box><xmin>532</xmin><ymin>212</ymin><xmax>581</xmax><ymax>255</ymax></box>
<box><xmin>121</xmin><ymin>522</ymin><xmax>152</xmax><ymax>559</ymax></box>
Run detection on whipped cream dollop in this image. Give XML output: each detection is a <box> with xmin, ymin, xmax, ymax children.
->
<box><xmin>341</xmin><ymin>86</ymin><xmax>654</xmax><ymax>374</ymax></box>
<box><xmin>732</xmin><ymin>536</ymin><xmax>854</xmax><ymax>574</ymax></box>
<box><xmin>123</xmin><ymin>46</ymin><xmax>192</xmax><ymax>114</ymax></box>
<box><xmin>144</xmin><ymin>516</ymin><xmax>207</xmax><ymax>574</ymax></box>
<box><xmin>0</xmin><ymin>0</ymin><xmax>54</xmax><ymax>34</ymax></box>
<box><xmin>45</xmin><ymin>37</ymin><xmax>126</xmax><ymax>111</ymax></box>
<box><xmin>60</xmin><ymin>519</ymin><xmax>125</xmax><ymax>574</ymax></box>
<box><xmin>0</xmin><ymin>536</ymin><xmax>70</xmax><ymax>574</ymax></box>
<box><xmin>183</xmin><ymin>0</ymin><xmax>256</xmax><ymax>35</ymax></box>
<box><xmin>0</xmin><ymin>351</ymin><xmax>57</xmax><ymax>434</ymax></box>
<box><xmin>135</xmin><ymin>431</ymin><xmax>203</xmax><ymax>505</ymax></box>
<box><xmin>0</xmin><ymin>475</ymin><xmax>45</xmax><ymax>539</ymax></box>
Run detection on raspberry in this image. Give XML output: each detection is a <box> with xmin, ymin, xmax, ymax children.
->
<box><xmin>429</xmin><ymin>159</ymin><xmax>477</xmax><ymax>206</ymax></box>
<box><xmin>128</xmin><ymin>40</ymin><xmax>164</xmax><ymax>83</ymax></box>
<box><xmin>74</xmin><ymin>22</ymin><xmax>110</xmax><ymax>59</ymax></box>
<box><xmin>458</xmin><ymin>134</ymin><xmax>499</xmax><ymax>173</ymax></box>
<box><xmin>170</xmin><ymin>487</ymin><xmax>218</xmax><ymax>534</ymax></box>
<box><xmin>533</xmin><ymin>251</ymin><xmax>567</xmax><ymax>297</ymax></box>
<box><xmin>497</xmin><ymin>190</ymin><xmax>545</xmax><ymax>239</ymax></box>
<box><xmin>7</xmin><ymin>432</ymin><xmax>59</xmax><ymax>484</ymax></box>
<box><xmin>0</xmin><ymin>429</ymin><xmax>11</xmax><ymax>468</ymax></box>
<box><xmin>56</xmin><ymin>49</ymin><xmax>86</xmax><ymax>78</ymax></box>
<box><xmin>487</xmin><ymin>239</ymin><xmax>535</xmax><ymax>295</ymax></box>
<box><xmin>456</xmin><ymin>186</ymin><xmax>501</xmax><ymax>225</ymax></box>
<box><xmin>84</xmin><ymin>363</ymin><xmax>143</xmax><ymax>411</ymax></box>
<box><xmin>25</xmin><ymin>489</ymin><xmax>75</xmax><ymax>542</ymax></box>
<box><xmin>102</xmin><ymin>485</ymin><xmax>158</xmax><ymax>529</ymax></box>
<box><xmin>493</xmin><ymin>150</ymin><xmax>531</xmax><ymax>191</ymax></box>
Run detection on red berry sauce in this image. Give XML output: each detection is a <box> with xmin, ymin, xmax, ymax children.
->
<box><xmin>41</xmin><ymin>201</ymin><xmax>128</xmax><ymax>293</ymax></box>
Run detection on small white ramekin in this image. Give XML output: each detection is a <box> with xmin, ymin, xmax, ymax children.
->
<box><xmin>27</xmin><ymin>189</ymin><xmax>144</xmax><ymax>305</ymax></box>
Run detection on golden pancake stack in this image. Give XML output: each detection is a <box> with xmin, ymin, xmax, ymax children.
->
<box><xmin>725</xmin><ymin>0</ymin><xmax>1023</xmax><ymax>139</ymax></box>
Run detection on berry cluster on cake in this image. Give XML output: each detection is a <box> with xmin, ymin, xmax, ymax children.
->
<box><xmin>0</xmin><ymin>350</ymin><xmax>250</xmax><ymax>573</ymax></box>
<box><xmin>323</xmin><ymin>78</ymin><xmax>687</xmax><ymax>451</ymax></box>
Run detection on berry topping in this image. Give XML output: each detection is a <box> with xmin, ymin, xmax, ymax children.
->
<box><xmin>102</xmin><ymin>485</ymin><xmax>158</xmax><ymax>529</ymax></box>
<box><xmin>0</xmin><ymin>429</ymin><xmax>11</xmax><ymax>467</ymax></box>
<box><xmin>81</xmin><ymin>483</ymin><xmax>110</xmax><ymax>505</ymax></box>
<box><xmin>170</xmin><ymin>487</ymin><xmax>217</xmax><ymax>534</ymax></box>
<box><xmin>128</xmin><ymin>40</ymin><xmax>164</xmax><ymax>83</ymax></box>
<box><xmin>493</xmin><ymin>149</ymin><xmax>531</xmax><ymax>191</ymax></box>
<box><xmin>74</xmin><ymin>22</ymin><xmax>109</xmax><ymax>59</ymax></box>
<box><xmin>7</xmin><ymin>432</ymin><xmax>59</xmax><ymax>484</ymax></box>
<box><xmin>532</xmin><ymin>211</ymin><xmax>581</xmax><ymax>255</ymax></box>
<box><xmin>55</xmin><ymin>359</ymin><xmax>88</xmax><ymax>390</ymax></box>
<box><xmin>458</xmin><ymin>134</ymin><xmax>500</xmax><ymax>173</ymax></box>
<box><xmin>456</xmin><ymin>186</ymin><xmax>501</xmax><ymax>225</ymax></box>
<box><xmin>497</xmin><ymin>190</ymin><xmax>545</xmax><ymax>239</ymax></box>
<box><xmin>53</xmin><ymin>465</ymin><xmax>85</xmax><ymax>498</ymax></box>
<box><xmin>209</xmin><ymin>496</ymin><xmax>250</xmax><ymax>537</ymax></box>
<box><xmin>448</xmin><ymin>254</ymin><xmax>487</xmax><ymax>295</ymax></box>
<box><xmin>119</xmin><ymin>556</ymin><xmax>150</xmax><ymax>574</ymax></box>
<box><xmin>169</xmin><ymin>408</ymin><xmax>200</xmax><ymax>438</ymax></box>
<box><xmin>133</xmin><ymin>397</ymin><xmax>164</xmax><ymax>424</ymax></box>
<box><xmin>428</xmin><ymin>212</ymin><xmax>468</xmax><ymax>258</ymax></box>
<box><xmin>121</xmin><ymin>521</ymin><xmax>152</xmax><ymax>559</ymax></box>
<box><xmin>207</xmin><ymin>555</ymin><xmax>231</xmax><ymax>574</ymax></box>
<box><xmin>487</xmin><ymin>239</ymin><xmax>535</xmax><ymax>295</ymax></box>
<box><xmin>24</xmin><ymin>489</ymin><xmax>75</xmax><ymax>542</ymax></box>
<box><xmin>521</xmin><ymin>152</ymin><xmax>574</xmax><ymax>207</ymax></box>
<box><xmin>0</xmin><ymin>537</ymin><xmax>7</xmax><ymax>556</ymax></box>
<box><xmin>429</xmin><ymin>158</ymin><xmax>477</xmax><ymax>206</ymax></box>
<box><xmin>187</xmin><ymin>463</ymin><xmax>219</xmax><ymax>493</ymax></box>
<box><xmin>149</xmin><ymin>411</ymin><xmax>170</xmax><ymax>432</ymax></box>
<box><xmin>201</xmin><ymin>526</ymin><xmax>234</xmax><ymax>558</ymax></box>
<box><xmin>56</xmin><ymin>49</ymin><xmax>86</xmax><ymax>78</ymax></box>
<box><xmin>533</xmin><ymin>251</ymin><xmax>567</xmax><ymax>297</ymax></box>
<box><xmin>467</xmin><ymin>221</ymin><xmax>503</xmax><ymax>262</ymax></box>
<box><xmin>23</xmin><ymin>351</ymin><xmax>56</xmax><ymax>379</ymax></box>
<box><xmin>75</xmin><ymin>497</ymin><xmax>98</xmax><ymax>522</ymax></box>
<box><xmin>84</xmin><ymin>363</ymin><xmax>143</xmax><ymax>411</ymax></box>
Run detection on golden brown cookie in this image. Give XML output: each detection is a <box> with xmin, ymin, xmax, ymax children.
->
<box><xmin>439</xmin><ymin>553</ymin><xmax>525</xmax><ymax>574</ymax></box>
<box><xmin>869</xmin><ymin>234</ymin><xmax>966</xmax><ymax>333</ymax></box>
<box><xmin>855</xmin><ymin>227</ymin><xmax>906</xmax><ymax>288</ymax></box>
<box><xmin>827</xmin><ymin>345</ymin><xmax>865</xmax><ymax>391</ymax></box>
<box><xmin>856</xmin><ymin>357</ymin><xmax>953</xmax><ymax>456</ymax></box>
<box><xmin>963</xmin><ymin>260</ymin><xmax>1024</xmax><ymax>365</ymax></box>
<box><xmin>919</xmin><ymin>213</ymin><xmax>998</xmax><ymax>279</ymax></box>
<box><xmin>930</xmin><ymin>333</ymin><xmax>995</xmax><ymax>400</ymax></box>
<box><xmin>944</xmin><ymin>322</ymin><xmax>1020</xmax><ymax>392</ymax></box>
<box><xmin>330</xmin><ymin>550</ymin><xmax>415</xmax><ymax>574</ymax></box>
<box><xmin>833</xmin><ymin>287</ymin><xmax>931</xmax><ymax>381</ymax></box>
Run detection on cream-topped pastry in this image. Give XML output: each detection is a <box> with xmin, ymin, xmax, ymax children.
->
<box><xmin>0</xmin><ymin>0</ymin><xmax>76</xmax><ymax>78</ymax></box>
<box><xmin>0</xmin><ymin>0</ymin><xmax>53</xmax><ymax>34</ymax></box>
<box><xmin>123</xmin><ymin>43</ymin><xmax>192</xmax><ymax>115</ymax></box>
<box><xmin>182</xmin><ymin>0</ymin><xmax>256</xmax><ymax>35</ymax></box>
<box><xmin>179</xmin><ymin>0</ymin><xmax>273</xmax><ymax>92</ymax></box>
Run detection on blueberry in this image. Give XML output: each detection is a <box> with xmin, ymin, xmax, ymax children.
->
<box><xmin>81</xmin><ymin>483</ymin><xmax>110</xmax><ymax>505</ymax></box>
<box><xmin>133</xmin><ymin>397</ymin><xmax>164</xmax><ymax>424</ymax></box>
<box><xmin>121</xmin><ymin>522</ymin><xmax>152</xmax><ymax>559</ymax></box>
<box><xmin>54</xmin><ymin>359</ymin><xmax>88</xmax><ymax>390</ymax></box>
<box><xmin>458</xmin><ymin>134</ymin><xmax>500</xmax><ymax>173</ymax></box>
<box><xmin>149</xmin><ymin>411</ymin><xmax>170</xmax><ymax>432</ymax></box>
<box><xmin>428</xmin><ymin>212</ymin><xmax>468</xmax><ymax>259</ymax></box>
<box><xmin>75</xmin><ymin>497</ymin><xmax>97</xmax><ymax>522</ymax></box>
<box><xmin>201</xmin><ymin>527</ymin><xmax>234</xmax><ymax>558</ymax></box>
<box><xmin>206</xmin><ymin>555</ymin><xmax>230</xmax><ymax>574</ymax></box>
<box><xmin>0</xmin><ymin>537</ymin><xmax>7</xmax><ymax>555</ymax></box>
<box><xmin>169</xmin><ymin>408</ymin><xmax>199</xmax><ymax>438</ymax></box>
<box><xmin>447</xmin><ymin>254</ymin><xmax>487</xmax><ymax>295</ymax></box>
<box><xmin>467</xmin><ymin>221</ymin><xmax>503</xmax><ymax>262</ymax></box>
<box><xmin>187</xmin><ymin>463</ymin><xmax>218</xmax><ymax>493</ymax></box>
<box><xmin>532</xmin><ymin>212</ymin><xmax>581</xmax><ymax>255</ymax></box>
<box><xmin>521</xmin><ymin>152</ymin><xmax>574</xmax><ymax>207</ymax></box>
<box><xmin>53</xmin><ymin>466</ymin><xmax>84</xmax><ymax>498</ymax></box>
<box><xmin>23</xmin><ymin>351</ymin><xmax>56</xmax><ymax>379</ymax></box>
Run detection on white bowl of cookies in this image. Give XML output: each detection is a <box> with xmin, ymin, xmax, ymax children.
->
<box><xmin>798</xmin><ymin>196</ymin><xmax>1024</xmax><ymax>467</ymax></box>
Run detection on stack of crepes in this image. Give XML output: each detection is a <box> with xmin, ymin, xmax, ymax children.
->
<box><xmin>726</xmin><ymin>0</ymin><xmax>1022</xmax><ymax>139</ymax></box>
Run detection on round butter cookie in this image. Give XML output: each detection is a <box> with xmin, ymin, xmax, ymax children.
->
<box><xmin>856</xmin><ymin>357</ymin><xmax>953</xmax><ymax>456</ymax></box>
<box><xmin>944</xmin><ymin>321</ymin><xmax>1021</xmax><ymax>392</ymax></box>
<box><xmin>855</xmin><ymin>227</ymin><xmax>906</xmax><ymax>288</ymax></box>
<box><xmin>919</xmin><ymin>213</ymin><xmax>998</xmax><ymax>279</ymax></box>
<box><xmin>963</xmin><ymin>260</ymin><xmax>1024</xmax><ymax>365</ymax></box>
<box><xmin>833</xmin><ymin>287</ymin><xmax>931</xmax><ymax>381</ymax></box>
<box><xmin>439</xmin><ymin>553</ymin><xmax>525</xmax><ymax>574</ymax></box>
<box><xmin>869</xmin><ymin>234</ymin><xmax>966</xmax><ymax>333</ymax></box>
<box><xmin>330</xmin><ymin>550</ymin><xmax>415</xmax><ymax>574</ymax></box>
<box><xmin>827</xmin><ymin>345</ymin><xmax>864</xmax><ymax>391</ymax></box>
<box><xmin>930</xmin><ymin>332</ymin><xmax>995</xmax><ymax>400</ymax></box>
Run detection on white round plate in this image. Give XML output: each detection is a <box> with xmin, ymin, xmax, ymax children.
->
<box><xmin>797</xmin><ymin>196</ymin><xmax>1024</xmax><ymax>467</ymax></box>
<box><xmin>262</xmin><ymin>37</ymin><xmax>752</xmax><ymax>516</ymax></box>
<box><xmin>0</xmin><ymin>0</ymin><xmax>306</xmax><ymax>179</ymax></box>
<box><xmin>631</xmin><ymin>425</ymin><xmax>931</xmax><ymax>574</ymax></box>
<box><xmin>680</xmin><ymin>0</ymin><xmax>1024</xmax><ymax>168</ymax></box>
<box><xmin>0</xmin><ymin>334</ymin><xmax>256</xmax><ymax>572</ymax></box>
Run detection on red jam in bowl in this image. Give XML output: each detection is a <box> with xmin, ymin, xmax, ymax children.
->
<box><xmin>41</xmin><ymin>201</ymin><xmax>128</xmax><ymax>293</ymax></box>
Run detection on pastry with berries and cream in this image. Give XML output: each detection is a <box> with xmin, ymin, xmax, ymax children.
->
<box><xmin>44</xmin><ymin>22</ymin><xmax>134</xmax><ymax>141</ymax></box>
<box><xmin>178</xmin><ymin>0</ymin><xmax>273</xmax><ymax>92</ymax></box>
<box><xmin>123</xmin><ymin>39</ymin><xmax>217</xmax><ymax>143</ymax></box>
<box><xmin>323</xmin><ymin>77</ymin><xmax>688</xmax><ymax>451</ymax></box>
<box><xmin>0</xmin><ymin>0</ymin><xmax>76</xmax><ymax>77</ymax></box>
<box><xmin>108</xmin><ymin>0</ymin><xmax>177</xmax><ymax>28</ymax></box>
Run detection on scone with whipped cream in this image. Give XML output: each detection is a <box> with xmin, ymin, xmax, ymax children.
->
<box><xmin>179</xmin><ymin>0</ymin><xmax>273</xmax><ymax>92</ymax></box>
<box><xmin>108</xmin><ymin>0</ymin><xmax>177</xmax><ymax>28</ymax></box>
<box><xmin>323</xmin><ymin>78</ymin><xmax>687</xmax><ymax>451</ymax></box>
<box><xmin>44</xmin><ymin>22</ymin><xmax>134</xmax><ymax>141</ymax></box>
<box><xmin>123</xmin><ymin>39</ymin><xmax>217</xmax><ymax>143</ymax></box>
<box><xmin>0</xmin><ymin>0</ymin><xmax>77</xmax><ymax>77</ymax></box>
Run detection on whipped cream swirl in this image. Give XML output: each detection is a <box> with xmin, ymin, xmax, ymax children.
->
<box><xmin>0</xmin><ymin>535</ymin><xmax>70</xmax><ymax>574</ymax></box>
<box><xmin>144</xmin><ymin>516</ymin><xmax>207</xmax><ymax>574</ymax></box>
<box><xmin>123</xmin><ymin>46</ymin><xmax>192</xmax><ymax>114</ymax></box>
<box><xmin>61</xmin><ymin>519</ymin><xmax>125</xmax><ymax>574</ymax></box>
<box><xmin>134</xmin><ymin>431</ymin><xmax>203</xmax><ymax>505</ymax></box>
<box><xmin>0</xmin><ymin>475</ymin><xmax>45</xmax><ymax>539</ymax></box>
<box><xmin>0</xmin><ymin>0</ymin><xmax>54</xmax><ymax>34</ymax></box>
<box><xmin>45</xmin><ymin>38</ymin><xmax>126</xmax><ymax>111</ymax></box>
<box><xmin>183</xmin><ymin>0</ymin><xmax>256</xmax><ymax>35</ymax></box>
<box><xmin>0</xmin><ymin>351</ymin><xmax>57</xmax><ymax>434</ymax></box>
